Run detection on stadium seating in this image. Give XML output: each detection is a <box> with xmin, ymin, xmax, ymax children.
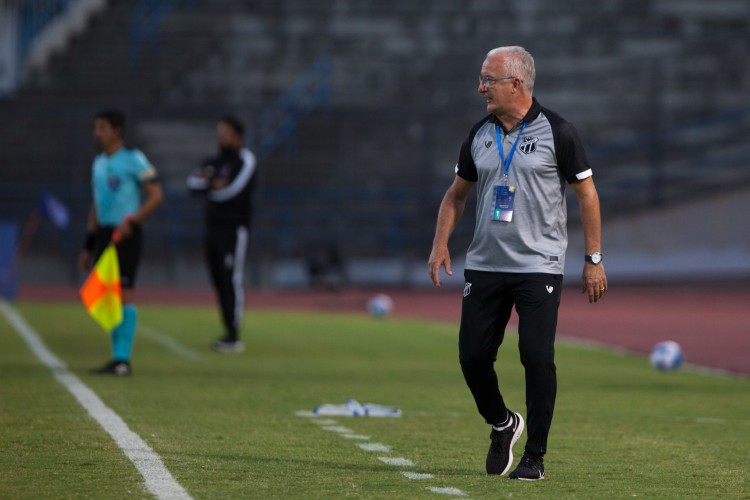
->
<box><xmin>1</xmin><ymin>0</ymin><xmax>748</xmax><ymax>285</ymax></box>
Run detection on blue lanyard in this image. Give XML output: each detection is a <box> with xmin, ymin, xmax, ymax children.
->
<box><xmin>494</xmin><ymin>121</ymin><xmax>527</xmax><ymax>178</ymax></box>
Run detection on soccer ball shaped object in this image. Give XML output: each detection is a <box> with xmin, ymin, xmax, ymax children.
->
<box><xmin>650</xmin><ymin>341</ymin><xmax>683</xmax><ymax>371</ymax></box>
<box><xmin>367</xmin><ymin>293</ymin><xmax>394</xmax><ymax>318</ymax></box>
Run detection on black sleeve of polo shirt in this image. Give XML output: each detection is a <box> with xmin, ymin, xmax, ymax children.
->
<box><xmin>455</xmin><ymin>134</ymin><xmax>477</xmax><ymax>181</ymax></box>
<box><xmin>544</xmin><ymin>108</ymin><xmax>592</xmax><ymax>183</ymax></box>
<box><xmin>455</xmin><ymin>115</ymin><xmax>492</xmax><ymax>182</ymax></box>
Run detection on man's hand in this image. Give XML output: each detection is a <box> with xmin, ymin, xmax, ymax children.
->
<box><xmin>428</xmin><ymin>176</ymin><xmax>473</xmax><ymax>288</ymax></box>
<box><xmin>428</xmin><ymin>245</ymin><xmax>453</xmax><ymax>288</ymax></box>
<box><xmin>113</xmin><ymin>218</ymin><xmax>133</xmax><ymax>243</ymax></box>
<box><xmin>582</xmin><ymin>262</ymin><xmax>607</xmax><ymax>303</ymax></box>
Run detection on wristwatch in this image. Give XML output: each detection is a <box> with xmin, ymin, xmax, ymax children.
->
<box><xmin>585</xmin><ymin>252</ymin><xmax>603</xmax><ymax>265</ymax></box>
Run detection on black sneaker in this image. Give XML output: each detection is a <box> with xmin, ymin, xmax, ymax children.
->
<box><xmin>211</xmin><ymin>337</ymin><xmax>245</xmax><ymax>353</ymax></box>
<box><xmin>486</xmin><ymin>411</ymin><xmax>525</xmax><ymax>475</ymax></box>
<box><xmin>509</xmin><ymin>452</ymin><xmax>545</xmax><ymax>480</ymax></box>
<box><xmin>89</xmin><ymin>360</ymin><xmax>132</xmax><ymax>376</ymax></box>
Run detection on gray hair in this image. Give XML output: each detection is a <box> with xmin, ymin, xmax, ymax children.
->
<box><xmin>487</xmin><ymin>46</ymin><xmax>535</xmax><ymax>94</ymax></box>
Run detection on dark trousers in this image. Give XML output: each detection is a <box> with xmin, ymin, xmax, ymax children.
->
<box><xmin>458</xmin><ymin>269</ymin><xmax>562</xmax><ymax>456</ymax></box>
<box><xmin>205</xmin><ymin>225</ymin><xmax>248</xmax><ymax>340</ymax></box>
<box><xmin>93</xmin><ymin>225</ymin><xmax>143</xmax><ymax>289</ymax></box>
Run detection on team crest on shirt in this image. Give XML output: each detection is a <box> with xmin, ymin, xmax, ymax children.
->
<box><xmin>484</xmin><ymin>140</ymin><xmax>493</xmax><ymax>148</ymax></box>
<box><xmin>108</xmin><ymin>174</ymin><xmax>121</xmax><ymax>191</ymax></box>
<box><xmin>519</xmin><ymin>136</ymin><xmax>539</xmax><ymax>154</ymax></box>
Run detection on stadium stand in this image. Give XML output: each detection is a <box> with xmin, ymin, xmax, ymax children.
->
<box><xmin>1</xmin><ymin>0</ymin><xmax>748</xmax><ymax>286</ymax></box>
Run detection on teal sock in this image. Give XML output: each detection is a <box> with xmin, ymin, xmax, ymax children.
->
<box><xmin>111</xmin><ymin>305</ymin><xmax>137</xmax><ymax>362</ymax></box>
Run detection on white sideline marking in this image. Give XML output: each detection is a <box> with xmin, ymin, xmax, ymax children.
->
<box><xmin>402</xmin><ymin>472</ymin><xmax>434</xmax><ymax>480</ymax></box>
<box><xmin>413</xmin><ymin>411</ymin><xmax>463</xmax><ymax>418</ymax></box>
<box><xmin>296</xmin><ymin>413</ymin><xmax>473</xmax><ymax>497</ymax></box>
<box><xmin>426</xmin><ymin>486</ymin><xmax>467</xmax><ymax>496</ymax></box>
<box><xmin>311</xmin><ymin>419</ymin><xmax>339</xmax><ymax>425</ymax></box>
<box><xmin>139</xmin><ymin>324</ymin><xmax>205</xmax><ymax>362</ymax></box>
<box><xmin>378</xmin><ymin>457</ymin><xmax>413</xmax><ymax>466</ymax></box>
<box><xmin>0</xmin><ymin>302</ymin><xmax>191</xmax><ymax>500</ymax></box>
<box><xmin>696</xmin><ymin>417</ymin><xmax>726</xmax><ymax>424</ymax></box>
<box><xmin>295</xmin><ymin>410</ymin><xmax>317</xmax><ymax>417</ymax></box>
<box><xmin>358</xmin><ymin>443</ymin><xmax>391</xmax><ymax>452</ymax></box>
<box><xmin>322</xmin><ymin>426</ymin><xmax>354</xmax><ymax>434</ymax></box>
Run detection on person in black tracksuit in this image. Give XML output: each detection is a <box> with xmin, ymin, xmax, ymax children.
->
<box><xmin>187</xmin><ymin>116</ymin><xmax>258</xmax><ymax>352</ymax></box>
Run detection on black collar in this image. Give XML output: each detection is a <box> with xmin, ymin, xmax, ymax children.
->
<box><xmin>491</xmin><ymin>97</ymin><xmax>542</xmax><ymax>133</ymax></box>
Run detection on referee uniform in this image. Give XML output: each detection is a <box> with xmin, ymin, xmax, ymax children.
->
<box><xmin>90</xmin><ymin>148</ymin><xmax>157</xmax><ymax>287</ymax></box>
<box><xmin>88</xmin><ymin>146</ymin><xmax>159</xmax><ymax>375</ymax></box>
<box><xmin>187</xmin><ymin>146</ymin><xmax>258</xmax><ymax>349</ymax></box>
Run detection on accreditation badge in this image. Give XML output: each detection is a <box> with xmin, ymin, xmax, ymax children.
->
<box><xmin>491</xmin><ymin>185</ymin><xmax>516</xmax><ymax>222</ymax></box>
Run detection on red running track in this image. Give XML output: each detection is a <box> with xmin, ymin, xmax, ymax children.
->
<box><xmin>17</xmin><ymin>284</ymin><xmax>750</xmax><ymax>376</ymax></box>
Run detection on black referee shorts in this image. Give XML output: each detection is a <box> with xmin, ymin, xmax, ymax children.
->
<box><xmin>92</xmin><ymin>225</ymin><xmax>143</xmax><ymax>289</ymax></box>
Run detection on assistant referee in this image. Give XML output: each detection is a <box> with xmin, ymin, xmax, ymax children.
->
<box><xmin>80</xmin><ymin>108</ymin><xmax>164</xmax><ymax>376</ymax></box>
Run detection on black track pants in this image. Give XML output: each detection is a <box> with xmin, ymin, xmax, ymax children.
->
<box><xmin>205</xmin><ymin>225</ymin><xmax>248</xmax><ymax>340</ymax></box>
<box><xmin>458</xmin><ymin>269</ymin><xmax>562</xmax><ymax>456</ymax></box>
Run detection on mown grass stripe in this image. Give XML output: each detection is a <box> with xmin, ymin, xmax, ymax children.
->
<box><xmin>139</xmin><ymin>324</ymin><xmax>205</xmax><ymax>362</ymax></box>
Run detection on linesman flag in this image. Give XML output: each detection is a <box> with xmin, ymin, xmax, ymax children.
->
<box><xmin>80</xmin><ymin>243</ymin><xmax>123</xmax><ymax>332</ymax></box>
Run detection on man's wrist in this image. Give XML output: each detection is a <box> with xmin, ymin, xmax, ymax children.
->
<box><xmin>585</xmin><ymin>252</ymin><xmax>603</xmax><ymax>265</ymax></box>
<box><xmin>125</xmin><ymin>215</ymin><xmax>140</xmax><ymax>226</ymax></box>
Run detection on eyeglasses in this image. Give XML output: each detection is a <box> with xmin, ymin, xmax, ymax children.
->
<box><xmin>478</xmin><ymin>75</ymin><xmax>517</xmax><ymax>88</ymax></box>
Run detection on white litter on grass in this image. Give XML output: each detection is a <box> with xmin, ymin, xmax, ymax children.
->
<box><xmin>402</xmin><ymin>472</ymin><xmax>434</xmax><ymax>480</ymax></box>
<box><xmin>313</xmin><ymin>399</ymin><xmax>402</xmax><ymax>417</ymax></box>
<box><xmin>426</xmin><ymin>486</ymin><xmax>468</xmax><ymax>496</ymax></box>
<box><xmin>358</xmin><ymin>443</ymin><xmax>391</xmax><ymax>452</ymax></box>
<box><xmin>378</xmin><ymin>457</ymin><xmax>414</xmax><ymax>466</ymax></box>
<box><xmin>0</xmin><ymin>301</ymin><xmax>192</xmax><ymax>500</ymax></box>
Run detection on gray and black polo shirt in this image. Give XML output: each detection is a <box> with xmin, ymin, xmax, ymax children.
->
<box><xmin>455</xmin><ymin>97</ymin><xmax>592</xmax><ymax>275</ymax></box>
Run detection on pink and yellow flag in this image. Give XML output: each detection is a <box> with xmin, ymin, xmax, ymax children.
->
<box><xmin>80</xmin><ymin>243</ymin><xmax>122</xmax><ymax>332</ymax></box>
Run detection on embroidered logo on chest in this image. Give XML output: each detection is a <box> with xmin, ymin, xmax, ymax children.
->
<box><xmin>519</xmin><ymin>136</ymin><xmax>539</xmax><ymax>154</ymax></box>
<box><xmin>108</xmin><ymin>174</ymin><xmax>121</xmax><ymax>191</ymax></box>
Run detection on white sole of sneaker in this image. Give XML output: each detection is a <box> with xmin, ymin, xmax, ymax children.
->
<box><xmin>211</xmin><ymin>343</ymin><xmax>245</xmax><ymax>353</ymax></box>
<box><xmin>502</xmin><ymin>412</ymin><xmax>525</xmax><ymax>476</ymax></box>
<box><xmin>212</xmin><ymin>347</ymin><xmax>245</xmax><ymax>353</ymax></box>
<box><xmin>516</xmin><ymin>475</ymin><xmax>544</xmax><ymax>481</ymax></box>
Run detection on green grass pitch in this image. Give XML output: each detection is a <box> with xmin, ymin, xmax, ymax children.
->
<box><xmin>1</xmin><ymin>301</ymin><xmax>748</xmax><ymax>499</ymax></box>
